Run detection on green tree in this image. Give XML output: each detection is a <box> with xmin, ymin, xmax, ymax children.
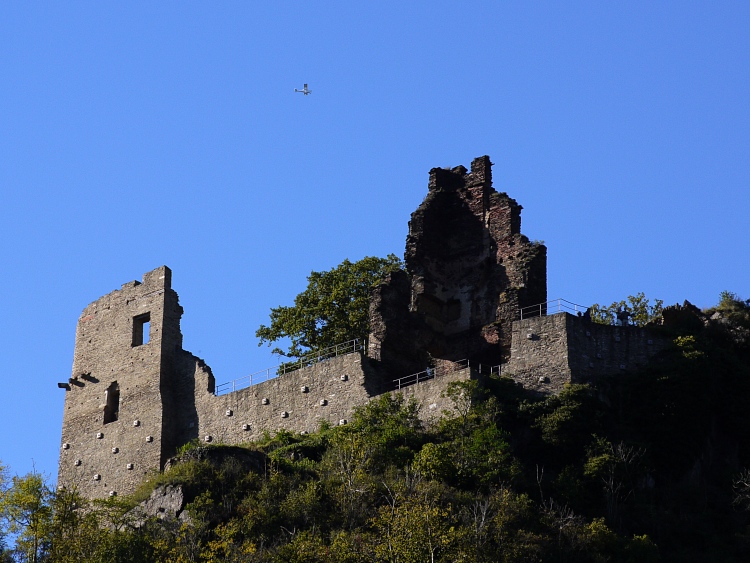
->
<box><xmin>0</xmin><ymin>470</ymin><xmax>52</xmax><ymax>563</ymax></box>
<box><xmin>349</xmin><ymin>394</ymin><xmax>423</xmax><ymax>470</ymax></box>
<box><xmin>372</xmin><ymin>481</ymin><xmax>466</xmax><ymax>563</ymax></box>
<box><xmin>0</xmin><ymin>461</ymin><xmax>8</xmax><ymax>560</ymax></box>
<box><xmin>256</xmin><ymin>254</ymin><xmax>403</xmax><ymax>359</ymax></box>
<box><xmin>590</xmin><ymin>293</ymin><xmax>663</xmax><ymax>327</ymax></box>
<box><xmin>707</xmin><ymin>290</ymin><xmax>750</xmax><ymax>332</ymax></box>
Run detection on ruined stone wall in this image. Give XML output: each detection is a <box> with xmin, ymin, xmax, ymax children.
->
<box><xmin>193</xmin><ymin>354</ymin><xmax>372</xmax><ymax>442</ymax></box>
<box><xmin>59</xmin><ymin>267</ymin><xmax>474</xmax><ymax>499</ymax></box>
<box><xmin>192</xmin><ymin>356</ymin><xmax>472</xmax><ymax>443</ymax></box>
<box><xmin>58</xmin><ymin>155</ymin><xmax>668</xmax><ymax>500</ymax></box>
<box><xmin>370</xmin><ymin>156</ymin><xmax>547</xmax><ymax>375</ymax></box>
<box><xmin>501</xmin><ymin>314</ymin><xmax>573</xmax><ymax>395</ymax></box>
<box><xmin>502</xmin><ymin>313</ymin><xmax>669</xmax><ymax>394</ymax></box>
<box><xmin>59</xmin><ymin>267</ymin><xmax>180</xmax><ymax>499</ymax></box>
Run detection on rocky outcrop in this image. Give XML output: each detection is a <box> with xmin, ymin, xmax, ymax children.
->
<box><xmin>132</xmin><ymin>484</ymin><xmax>190</xmax><ymax>526</ymax></box>
<box><xmin>163</xmin><ymin>445</ymin><xmax>267</xmax><ymax>474</ymax></box>
<box><xmin>131</xmin><ymin>446</ymin><xmax>268</xmax><ymax>526</ymax></box>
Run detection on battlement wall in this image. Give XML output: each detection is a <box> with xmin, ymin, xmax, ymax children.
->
<box><xmin>194</xmin><ymin>353</ymin><xmax>372</xmax><ymax>442</ymax></box>
<box><xmin>502</xmin><ymin>313</ymin><xmax>669</xmax><ymax>394</ymax></box>
<box><xmin>190</xmin><ymin>354</ymin><xmax>474</xmax><ymax>444</ymax></box>
<box><xmin>59</xmin><ymin>270</ymin><xmax>474</xmax><ymax>500</ymax></box>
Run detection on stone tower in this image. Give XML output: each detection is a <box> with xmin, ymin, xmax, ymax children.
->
<box><xmin>57</xmin><ymin>266</ymin><xmax>205</xmax><ymax>498</ymax></box>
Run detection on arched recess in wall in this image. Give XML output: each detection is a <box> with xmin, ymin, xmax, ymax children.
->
<box><xmin>104</xmin><ymin>382</ymin><xmax>120</xmax><ymax>424</ymax></box>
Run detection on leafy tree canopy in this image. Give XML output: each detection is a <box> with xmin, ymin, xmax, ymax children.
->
<box><xmin>0</xmin><ymin>470</ymin><xmax>52</xmax><ymax>563</ymax></box>
<box><xmin>707</xmin><ymin>291</ymin><xmax>750</xmax><ymax>328</ymax></box>
<box><xmin>589</xmin><ymin>292</ymin><xmax>663</xmax><ymax>326</ymax></box>
<box><xmin>256</xmin><ymin>254</ymin><xmax>403</xmax><ymax>359</ymax></box>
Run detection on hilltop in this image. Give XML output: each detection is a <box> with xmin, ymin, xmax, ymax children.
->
<box><xmin>3</xmin><ymin>292</ymin><xmax>750</xmax><ymax>561</ymax></box>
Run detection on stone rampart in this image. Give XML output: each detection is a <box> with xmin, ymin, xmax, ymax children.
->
<box><xmin>57</xmin><ymin>156</ymin><xmax>669</xmax><ymax>500</ymax></box>
<box><xmin>502</xmin><ymin>313</ymin><xmax>669</xmax><ymax>394</ymax></box>
<box><xmin>58</xmin><ymin>268</ymin><xmax>474</xmax><ymax>499</ymax></box>
<box><xmin>194</xmin><ymin>356</ymin><xmax>473</xmax><ymax>443</ymax></box>
<box><xmin>194</xmin><ymin>353</ymin><xmax>372</xmax><ymax>442</ymax></box>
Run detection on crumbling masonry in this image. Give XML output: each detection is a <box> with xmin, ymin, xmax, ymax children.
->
<box><xmin>58</xmin><ymin>156</ymin><xmax>665</xmax><ymax>499</ymax></box>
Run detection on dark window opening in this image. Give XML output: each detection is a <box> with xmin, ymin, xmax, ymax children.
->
<box><xmin>132</xmin><ymin>313</ymin><xmax>151</xmax><ymax>346</ymax></box>
<box><xmin>103</xmin><ymin>382</ymin><xmax>120</xmax><ymax>424</ymax></box>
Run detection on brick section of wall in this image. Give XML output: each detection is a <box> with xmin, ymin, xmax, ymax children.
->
<box><xmin>502</xmin><ymin>313</ymin><xmax>669</xmax><ymax>394</ymax></box>
<box><xmin>59</xmin><ymin>266</ymin><xmax>178</xmax><ymax>499</ymax></box>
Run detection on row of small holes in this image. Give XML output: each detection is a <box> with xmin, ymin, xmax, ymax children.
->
<box><xmin>202</xmin><ymin>418</ymin><xmax>348</xmax><ymax>442</ymax></box>
<box><xmin>76</xmin><ymin>460</ymin><xmax>134</xmax><ymax>470</ymax></box>
<box><xmin>64</xmin><ymin>435</ymin><xmax>153</xmax><ymax>449</ymax></box>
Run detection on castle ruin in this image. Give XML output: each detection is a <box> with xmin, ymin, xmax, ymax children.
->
<box><xmin>58</xmin><ymin>156</ymin><xmax>664</xmax><ymax>498</ymax></box>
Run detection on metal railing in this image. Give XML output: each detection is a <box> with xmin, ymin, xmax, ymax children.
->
<box><xmin>214</xmin><ymin>338</ymin><xmax>366</xmax><ymax>396</ymax></box>
<box><xmin>393</xmin><ymin>359</ymin><xmax>473</xmax><ymax>390</ymax></box>
<box><xmin>519</xmin><ymin>298</ymin><xmax>589</xmax><ymax>320</ymax></box>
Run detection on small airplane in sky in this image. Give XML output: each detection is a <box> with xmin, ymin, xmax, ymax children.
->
<box><xmin>294</xmin><ymin>83</ymin><xmax>311</xmax><ymax>95</ymax></box>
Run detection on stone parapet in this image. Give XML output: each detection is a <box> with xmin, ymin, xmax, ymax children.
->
<box><xmin>502</xmin><ymin>313</ymin><xmax>669</xmax><ymax>394</ymax></box>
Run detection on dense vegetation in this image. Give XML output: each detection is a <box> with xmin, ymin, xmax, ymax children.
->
<box><xmin>2</xmin><ymin>292</ymin><xmax>750</xmax><ymax>562</ymax></box>
<box><xmin>255</xmin><ymin>255</ymin><xmax>403</xmax><ymax>360</ymax></box>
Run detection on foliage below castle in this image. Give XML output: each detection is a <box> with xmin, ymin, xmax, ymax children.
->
<box><xmin>3</xmin><ymin>293</ymin><xmax>750</xmax><ymax>561</ymax></box>
<box><xmin>7</xmin><ymin>156</ymin><xmax>746</xmax><ymax>561</ymax></box>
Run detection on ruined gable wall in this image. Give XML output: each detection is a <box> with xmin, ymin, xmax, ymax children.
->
<box><xmin>59</xmin><ymin>267</ymin><xmax>179</xmax><ymax>499</ymax></box>
<box><xmin>406</xmin><ymin>156</ymin><xmax>547</xmax><ymax>339</ymax></box>
<box><xmin>370</xmin><ymin>155</ymin><xmax>547</xmax><ymax>373</ymax></box>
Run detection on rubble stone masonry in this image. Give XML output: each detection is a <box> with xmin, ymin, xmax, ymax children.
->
<box><xmin>58</xmin><ymin>156</ymin><xmax>666</xmax><ymax>499</ymax></box>
<box><xmin>58</xmin><ymin>268</ymin><xmax>473</xmax><ymax>498</ymax></box>
<box><xmin>502</xmin><ymin>313</ymin><xmax>668</xmax><ymax>395</ymax></box>
<box><xmin>368</xmin><ymin>156</ymin><xmax>547</xmax><ymax>374</ymax></box>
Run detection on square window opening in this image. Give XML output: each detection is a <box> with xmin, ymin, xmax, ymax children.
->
<box><xmin>133</xmin><ymin>313</ymin><xmax>151</xmax><ymax>346</ymax></box>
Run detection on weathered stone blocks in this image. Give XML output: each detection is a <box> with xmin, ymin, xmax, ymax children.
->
<box><xmin>59</xmin><ymin>268</ymin><xmax>474</xmax><ymax>499</ymax></box>
<box><xmin>501</xmin><ymin>313</ymin><xmax>668</xmax><ymax>395</ymax></box>
<box><xmin>369</xmin><ymin>156</ymin><xmax>547</xmax><ymax>374</ymax></box>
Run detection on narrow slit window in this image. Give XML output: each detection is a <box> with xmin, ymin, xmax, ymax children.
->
<box><xmin>103</xmin><ymin>382</ymin><xmax>120</xmax><ymax>424</ymax></box>
<box><xmin>132</xmin><ymin>313</ymin><xmax>151</xmax><ymax>346</ymax></box>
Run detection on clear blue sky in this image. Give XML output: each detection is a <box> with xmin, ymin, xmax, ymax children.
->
<box><xmin>1</xmin><ymin>2</ymin><xmax>748</xmax><ymax>483</ymax></box>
